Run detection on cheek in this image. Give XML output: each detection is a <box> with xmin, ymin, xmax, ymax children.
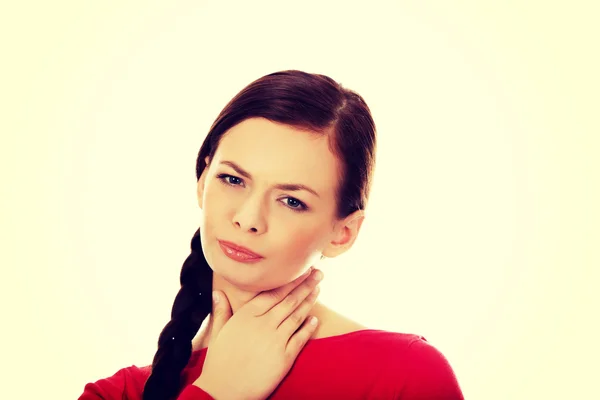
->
<box><xmin>272</xmin><ymin>224</ymin><xmax>327</xmax><ymax>266</ymax></box>
<box><xmin>198</xmin><ymin>187</ymin><xmax>225</xmax><ymax>247</ymax></box>
<box><xmin>256</xmin><ymin>229</ymin><xmax>323</xmax><ymax>290</ymax></box>
<box><xmin>202</xmin><ymin>183</ymin><xmax>228</xmax><ymax>221</ymax></box>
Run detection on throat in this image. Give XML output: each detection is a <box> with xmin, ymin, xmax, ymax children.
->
<box><xmin>191</xmin><ymin>301</ymin><xmax>367</xmax><ymax>351</ymax></box>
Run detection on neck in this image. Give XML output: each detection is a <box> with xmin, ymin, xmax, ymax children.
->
<box><xmin>211</xmin><ymin>271</ymin><xmax>263</xmax><ymax>314</ymax></box>
<box><xmin>192</xmin><ymin>272</ymin><xmax>328</xmax><ymax>350</ymax></box>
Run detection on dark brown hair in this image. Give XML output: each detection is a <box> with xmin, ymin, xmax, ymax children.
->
<box><xmin>142</xmin><ymin>70</ymin><xmax>377</xmax><ymax>400</ymax></box>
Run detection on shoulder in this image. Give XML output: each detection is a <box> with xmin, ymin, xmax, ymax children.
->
<box><xmin>320</xmin><ymin>328</ymin><xmax>422</xmax><ymax>349</ymax></box>
<box><xmin>386</xmin><ymin>333</ymin><xmax>464</xmax><ymax>399</ymax></box>
<box><xmin>79</xmin><ymin>350</ymin><xmax>207</xmax><ymax>400</ymax></box>
<box><xmin>329</xmin><ymin>330</ymin><xmax>465</xmax><ymax>399</ymax></box>
<box><xmin>308</xmin><ymin>329</ymin><xmax>424</xmax><ymax>366</ymax></box>
<box><xmin>79</xmin><ymin>350</ymin><xmax>207</xmax><ymax>399</ymax></box>
<box><xmin>78</xmin><ymin>364</ymin><xmax>152</xmax><ymax>400</ymax></box>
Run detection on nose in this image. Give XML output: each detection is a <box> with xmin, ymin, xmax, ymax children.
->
<box><xmin>232</xmin><ymin>199</ymin><xmax>267</xmax><ymax>234</ymax></box>
<box><xmin>234</xmin><ymin>222</ymin><xmax>259</xmax><ymax>233</ymax></box>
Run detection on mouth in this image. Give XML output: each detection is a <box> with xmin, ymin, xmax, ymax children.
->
<box><xmin>218</xmin><ymin>240</ymin><xmax>264</xmax><ymax>263</ymax></box>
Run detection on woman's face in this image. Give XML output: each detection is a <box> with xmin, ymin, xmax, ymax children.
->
<box><xmin>197</xmin><ymin>117</ymin><xmax>354</xmax><ymax>292</ymax></box>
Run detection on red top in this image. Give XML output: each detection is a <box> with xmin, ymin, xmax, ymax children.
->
<box><xmin>78</xmin><ymin>329</ymin><xmax>464</xmax><ymax>399</ymax></box>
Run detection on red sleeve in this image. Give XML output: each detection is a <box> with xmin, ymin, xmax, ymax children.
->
<box><xmin>398</xmin><ymin>338</ymin><xmax>464</xmax><ymax>400</ymax></box>
<box><xmin>78</xmin><ymin>366</ymin><xmax>143</xmax><ymax>400</ymax></box>
<box><xmin>177</xmin><ymin>384</ymin><xmax>215</xmax><ymax>400</ymax></box>
<box><xmin>78</xmin><ymin>365</ymin><xmax>214</xmax><ymax>400</ymax></box>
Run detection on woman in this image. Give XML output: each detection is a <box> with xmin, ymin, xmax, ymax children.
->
<box><xmin>79</xmin><ymin>70</ymin><xmax>464</xmax><ymax>399</ymax></box>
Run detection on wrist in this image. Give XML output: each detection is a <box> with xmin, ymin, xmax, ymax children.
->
<box><xmin>193</xmin><ymin>376</ymin><xmax>245</xmax><ymax>400</ymax></box>
<box><xmin>193</xmin><ymin>377</ymin><xmax>217</xmax><ymax>399</ymax></box>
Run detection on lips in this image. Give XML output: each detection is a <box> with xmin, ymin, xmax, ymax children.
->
<box><xmin>218</xmin><ymin>240</ymin><xmax>263</xmax><ymax>258</ymax></box>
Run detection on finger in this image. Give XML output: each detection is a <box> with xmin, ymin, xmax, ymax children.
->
<box><xmin>208</xmin><ymin>290</ymin><xmax>232</xmax><ymax>347</ymax></box>
<box><xmin>245</xmin><ymin>266</ymin><xmax>315</xmax><ymax>315</ymax></box>
<box><xmin>284</xmin><ymin>315</ymin><xmax>319</xmax><ymax>361</ymax></box>
<box><xmin>267</xmin><ymin>269</ymin><xmax>323</xmax><ymax>326</ymax></box>
<box><xmin>277</xmin><ymin>284</ymin><xmax>320</xmax><ymax>337</ymax></box>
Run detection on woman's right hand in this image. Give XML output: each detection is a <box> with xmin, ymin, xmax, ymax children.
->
<box><xmin>193</xmin><ymin>267</ymin><xmax>323</xmax><ymax>400</ymax></box>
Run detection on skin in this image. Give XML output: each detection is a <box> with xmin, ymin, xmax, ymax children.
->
<box><xmin>193</xmin><ymin>117</ymin><xmax>367</xmax><ymax>349</ymax></box>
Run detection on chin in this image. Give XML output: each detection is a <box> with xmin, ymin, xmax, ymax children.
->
<box><xmin>210</xmin><ymin>258</ymin><xmax>269</xmax><ymax>289</ymax></box>
<box><xmin>219</xmin><ymin>274</ymin><xmax>275</xmax><ymax>293</ymax></box>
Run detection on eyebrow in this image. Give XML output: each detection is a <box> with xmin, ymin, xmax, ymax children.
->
<box><xmin>219</xmin><ymin>161</ymin><xmax>321</xmax><ymax>198</ymax></box>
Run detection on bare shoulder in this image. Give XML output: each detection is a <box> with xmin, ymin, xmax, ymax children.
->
<box><xmin>310</xmin><ymin>302</ymin><xmax>368</xmax><ymax>339</ymax></box>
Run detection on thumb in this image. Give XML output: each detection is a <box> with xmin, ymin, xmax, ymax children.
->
<box><xmin>209</xmin><ymin>290</ymin><xmax>232</xmax><ymax>342</ymax></box>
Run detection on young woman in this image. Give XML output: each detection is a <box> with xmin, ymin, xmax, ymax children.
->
<box><xmin>79</xmin><ymin>70</ymin><xmax>464</xmax><ymax>400</ymax></box>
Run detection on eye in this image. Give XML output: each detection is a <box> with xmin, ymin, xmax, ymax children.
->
<box><xmin>217</xmin><ymin>173</ymin><xmax>244</xmax><ymax>187</ymax></box>
<box><xmin>217</xmin><ymin>173</ymin><xmax>309</xmax><ymax>213</ymax></box>
<box><xmin>282</xmin><ymin>197</ymin><xmax>308</xmax><ymax>212</ymax></box>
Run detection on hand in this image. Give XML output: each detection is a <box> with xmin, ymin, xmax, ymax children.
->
<box><xmin>193</xmin><ymin>267</ymin><xmax>323</xmax><ymax>400</ymax></box>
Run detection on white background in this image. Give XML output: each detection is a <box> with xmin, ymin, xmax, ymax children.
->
<box><xmin>1</xmin><ymin>1</ymin><xmax>598</xmax><ymax>399</ymax></box>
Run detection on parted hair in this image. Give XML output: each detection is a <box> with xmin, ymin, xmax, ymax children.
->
<box><xmin>142</xmin><ymin>70</ymin><xmax>377</xmax><ymax>400</ymax></box>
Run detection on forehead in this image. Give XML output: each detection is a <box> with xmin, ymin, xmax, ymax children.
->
<box><xmin>214</xmin><ymin>117</ymin><xmax>340</xmax><ymax>194</ymax></box>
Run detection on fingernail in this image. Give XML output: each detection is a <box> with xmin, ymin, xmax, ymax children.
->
<box><xmin>313</xmin><ymin>270</ymin><xmax>323</xmax><ymax>281</ymax></box>
<box><xmin>212</xmin><ymin>291</ymin><xmax>219</xmax><ymax>304</ymax></box>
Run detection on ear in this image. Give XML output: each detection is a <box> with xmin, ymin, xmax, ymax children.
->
<box><xmin>197</xmin><ymin>156</ymin><xmax>211</xmax><ymax>210</ymax></box>
<box><xmin>321</xmin><ymin>209</ymin><xmax>366</xmax><ymax>258</ymax></box>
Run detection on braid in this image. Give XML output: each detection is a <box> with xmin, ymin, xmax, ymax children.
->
<box><xmin>143</xmin><ymin>228</ymin><xmax>213</xmax><ymax>400</ymax></box>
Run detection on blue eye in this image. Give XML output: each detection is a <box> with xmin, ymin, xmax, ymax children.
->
<box><xmin>216</xmin><ymin>173</ymin><xmax>309</xmax><ymax>213</ymax></box>
<box><xmin>285</xmin><ymin>197</ymin><xmax>308</xmax><ymax>212</ymax></box>
<box><xmin>217</xmin><ymin>173</ymin><xmax>244</xmax><ymax>187</ymax></box>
